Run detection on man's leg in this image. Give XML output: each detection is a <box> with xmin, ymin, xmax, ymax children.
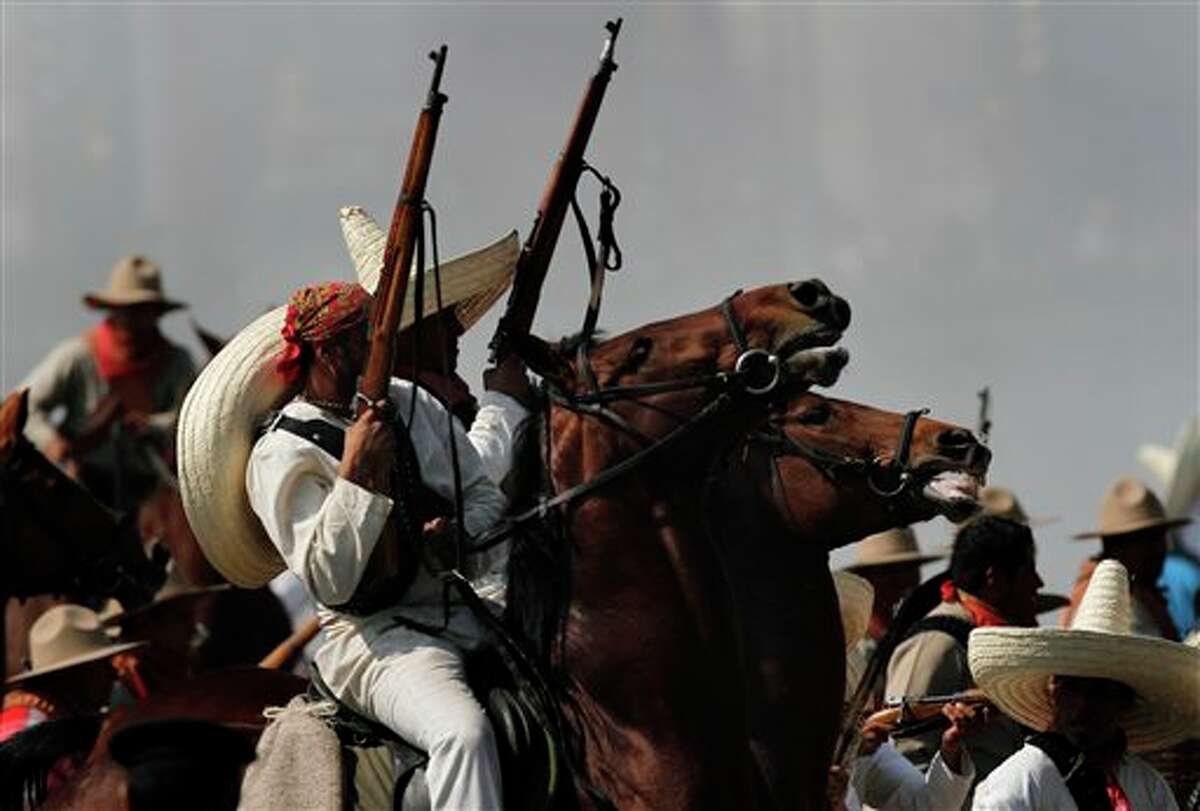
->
<box><xmin>349</xmin><ymin>641</ymin><xmax>503</xmax><ymax>810</ymax></box>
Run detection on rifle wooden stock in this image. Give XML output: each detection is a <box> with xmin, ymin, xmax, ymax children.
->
<box><xmin>259</xmin><ymin>616</ymin><xmax>321</xmax><ymax>670</ymax></box>
<box><xmin>359</xmin><ymin>46</ymin><xmax>449</xmax><ymax>409</ymax></box>
<box><xmin>489</xmin><ymin>19</ymin><xmax>623</xmax><ymax>362</ymax></box>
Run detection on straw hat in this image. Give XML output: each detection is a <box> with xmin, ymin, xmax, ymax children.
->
<box><xmin>834</xmin><ymin>571</ymin><xmax>874</xmax><ymax>653</ymax></box>
<box><xmin>968</xmin><ymin>560</ymin><xmax>1200</xmax><ymax>751</ymax></box>
<box><xmin>7</xmin><ymin>605</ymin><xmax>146</xmax><ymax>683</ymax></box>
<box><xmin>834</xmin><ymin>571</ymin><xmax>874</xmax><ymax>699</ymax></box>
<box><xmin>977</xmin><ymin>486</ymin><xmax>1058</xmax><ymax>527</ymax></box>
<box><xmin>177</xmin><ymin>227</ymin><xmax>519</xmax><ymax>588</ymax></box>
<box><xmin>340</xmin><ymin>206</ymin><xmax>517</xmax><ymax>332</ymax></box>
<box><xmin>83</xmin><ymin>255</ymin><xmax>185</xmax><ymax>312</ymax></box>
<box><xmin>1072</xmin><ymin>476</ymin><xmax>1191</xmax><ymax>540</ymax></box>
<box><xmin>846</xmin><ymin>526</ymin><xmax>945</xmax><ymax>570</ymax></box>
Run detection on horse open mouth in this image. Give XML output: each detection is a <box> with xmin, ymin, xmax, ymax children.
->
<box><xmin>783</xmin><ymin>346</ymin><xmax>849</xmax><ymax>388</ymax></box>
<box><xmin>921</xmin><ymin>470</ymin><xmax>983</xmax><ymax>522</ymax></box>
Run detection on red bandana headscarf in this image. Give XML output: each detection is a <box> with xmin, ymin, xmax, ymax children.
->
<box><xmin>276</xmin><ymin>282</ymin><xmax>370</xmax><ymax>386</ymax></box>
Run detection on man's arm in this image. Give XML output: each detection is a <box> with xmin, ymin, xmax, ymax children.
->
<box><xmin>886</xmin><ymin>632</ymin><xmax>972</xmax><ymax>767</ymax></box>
<box><xmin>246</xmin><ymin>424</ymin><xmax>394</xmax><ymax>607</ymax></box>
<box><xmin>19</xmin><ymin>338</ymin><xmax>82</xmax><ymax>456</ymax></box>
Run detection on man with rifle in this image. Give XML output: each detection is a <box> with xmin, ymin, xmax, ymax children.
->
<box><xmin>243</xmin><ymin>48</ymin><xmax>524</xmax><ymax>808</ymax></box>
<box><xmin>245</xmin><ymin>281</ymin><xmax>519</xmax><ymax>808</ymax></box>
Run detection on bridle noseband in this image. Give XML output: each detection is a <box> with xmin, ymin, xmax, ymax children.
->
<box><xmin>753</xmin><ymin>407</ymin><xmax>931</xmax><ymax>501</ymax></box>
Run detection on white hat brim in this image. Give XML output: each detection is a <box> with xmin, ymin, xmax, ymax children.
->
<box><xmin>968</xmin><ymin>626</ymin><xmax>1200</xmax><ymax>751</ymax></box>
<box><xmin>339</xmin><ymin>206</ymin><xmax>518</xmax><ymax>333</ymax></box>
<box><xmin>177</xmin><ymin>232</ymin><xmax>520</xmax><ymax>589</ymax></box>
<box><xmin>6</xmin><ymin>640</ymin><xmax>147</xmax><ymax>684</ymax></box>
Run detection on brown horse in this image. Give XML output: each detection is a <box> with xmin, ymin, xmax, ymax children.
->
<box><xmin>502</xmin><ymin>280</ymin><xmax>852</xmax><ymax>808</ymax></box>
<box><xmin>0</xmin><ymin>390</ymin><xmax>164</xmax><ymax>675</ymax></box>
<box><xmin>710</xmin><ymin>392</ymin><xmax>990</xmax><ymax>807</ymax></box>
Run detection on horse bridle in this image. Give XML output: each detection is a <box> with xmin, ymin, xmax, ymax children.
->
<box><xmin>750</xmin><ymin>406</ymin><xmax>931</xmax><ymax>500</ymax></box>
<box><xmin>470</xmin><ymin>290</ymin><xmax>804</xmax><ymax>555</ymax></box>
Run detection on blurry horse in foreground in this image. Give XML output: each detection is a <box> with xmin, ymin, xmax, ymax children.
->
<box><xmin>0</xmin><ymin>390</ymin><xmax>164</xmax><ymax>675</ymax></box>
<box><xmin>711</xmin><ymin>392</ymin><xmax>990</xmax><ymax>806</ymax></box>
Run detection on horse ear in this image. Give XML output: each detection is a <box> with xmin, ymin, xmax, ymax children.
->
<box><xmin>510</xmin><ymin>334</ymin><xmax>575</xmax><ymax>389</ymax></box>
<box><xmin>0</xmin><ymin>388</ymin><xmax>30</xmax><ymax>444</ymax></box>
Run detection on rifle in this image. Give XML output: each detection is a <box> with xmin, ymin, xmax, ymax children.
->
<box><xmin>358</xmin><ymin>46</ymin><xmax>449</xmax><ymax>412</ymax></box>
<box><xmin>488</xmin><ymin>19</ymin><xmax>623</xmax><ymax>363</ymax></box>
<box><xmin>862</xmin><ymin>688</ymin><xmax>991</xmax><ymax>739</ymax></box>
<box><xmin>977</xmin><ymin>386</ymin><xmax>992</xmax><ymax>445</ymax></box>
<box><xmin>337</xmin><ymin>47</ymin><xmax>449</xmax><ymax>617</ymax></box>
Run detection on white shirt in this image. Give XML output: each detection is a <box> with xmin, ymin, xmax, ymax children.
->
<box><xmin>972</xmin><ymin>743</ymin><xmax>1178</xmax><ymax>810</ymax></box>
<box><xmin>246</xmin><ymin>379</ymin><xmax>526</xmax><ymax>611</ymax></box>
<box><xmin>847</xmin><ymin>745</ymin><xmax>975</xmax><ymax>811</ymax></box>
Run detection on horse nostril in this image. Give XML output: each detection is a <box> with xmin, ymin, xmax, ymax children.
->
<box><xmin>828</xmin><ymin>296</ymin><xmax>852</xmax><ymax>331</ymax></box>
<box><xmin>789</xmin><ymin>279</ymin><xmax>827</xmax><ymax>310</ymax></box>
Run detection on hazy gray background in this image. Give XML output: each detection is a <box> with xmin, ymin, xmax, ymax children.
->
<box><xmin>3</xmin><ymin>4</ymin><xmax>1196</xmax><ymax>601</ymax></box>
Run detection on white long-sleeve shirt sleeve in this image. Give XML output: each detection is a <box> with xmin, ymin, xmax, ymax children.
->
<box><xmin>852</xmin><ymin>743</ymin><xmax>975</xmax><ymax>811</ymax></box>
<box><xmin>467</xmin><ymin>390</ymin><xmax>530</xmax><ymax>487</ymax></box>
<box><xmin>246</xmin><ymin>434</ymin><xmax>394</xmax><ymax>607</ymax></box>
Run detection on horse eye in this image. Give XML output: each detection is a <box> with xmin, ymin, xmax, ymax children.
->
<box><xmin>627</xmin><ymin>337</ymin><xmax>653</xmax><ymax>366</ymax></box>
<box><xmin>797</xmin><ymin>403</ymin><xmax>832</xmax><ymax>425</ymax></box>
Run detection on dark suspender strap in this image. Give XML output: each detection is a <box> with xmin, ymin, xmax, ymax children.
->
<box><xmin>272</xmin><ymin>415</ymin><xmax>346</xmax><ymax>460</ymax></box>
<box><xmin>899</xmin><ymin>615</ymin><xmax>975</xmax><ymax>650</ymax></box>
<box><xmin>1026</xmin><ymin>732</ymin><xmax>1114</xmax><ymax>810</ymax></box>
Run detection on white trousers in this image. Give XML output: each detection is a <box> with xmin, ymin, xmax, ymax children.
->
<box><xmin>327</xmin><ymin>608</ymin><xmax>504</xmax><ymax>810</ymax></box>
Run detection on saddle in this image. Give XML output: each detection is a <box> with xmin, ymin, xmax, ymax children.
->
<box><xmin>307</xmin><ymin>648</ymin><xmax>557</xmax><ymax>811</ymax></box>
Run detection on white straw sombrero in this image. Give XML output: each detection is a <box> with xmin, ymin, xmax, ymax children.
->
<box><xmin>968</xmin><ymin>560</ymin><xmax>1200</xmax><ymax>752</ymax></box>
<box><xmin>340</xmin><ymin>206</ymin><xmax>517</xmax><ymax>332</ymax></box>
<box><xmin>177</xmin><ymin>225</ymin><xmax>519</xmax><ymax>588</ymax></box>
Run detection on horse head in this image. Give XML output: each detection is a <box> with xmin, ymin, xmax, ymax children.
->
<box><xmin>524</xmin><ymin>280</ymin><xmax>851</xmax><ymax>481</ymax></box>
<box><xmin>0</xmin><ymin>388</ymin><xmax>164</xmax><ymax>606</ymax></box>
<box><xmin>714</xmin><ymin>392</ymin><xmax>990</xmax><ymax>808</ymax></box>
<box><xmin>745</xmin><ymin>392</ymin><xmax>991</xmax><ymax>548</ymax></box>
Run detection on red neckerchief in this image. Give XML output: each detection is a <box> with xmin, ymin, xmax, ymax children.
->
<box><xmin>1105</xmin><ymin>772</ymin><xmax>1132</xmax><ymax>811</ymax></box>
<box><xmin>89</xmin><ymin>320</ymin><xmax>169</xmax><ymax>414</ymax></box>
<box><xmin>939</xmin><ymin>580</ymin><xmax>1011</xmax><ymax>628</ymax></box>
<box><xmin>89</xmin><ymin>319</ymin><xmax>168</xmax><ymax>381</ymax></box>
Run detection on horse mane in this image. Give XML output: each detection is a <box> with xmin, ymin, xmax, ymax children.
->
<box><xmin>502</xmin><ymin>394</ymin><xmax>572</xmax><ymax>674</ymax></box>
<box><xmin>0</xmin><ymin>715</ymin><xmax>102</xmax><ymax>811</ymax></box>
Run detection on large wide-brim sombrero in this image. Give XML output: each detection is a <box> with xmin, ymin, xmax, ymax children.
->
<box><xmin>177</xmin><ymin>228</ymin><xmax>519</xmax><ymax>588</ymax></box>
<box><xmin>340</xmin><ymin>206</ymin><xmax>517</xmax><ymax>332</ymax></box>
<box><xmin>968</xmin><ymin>559</ymin><xmax>1200</xmax><ymax>752</ymax></box>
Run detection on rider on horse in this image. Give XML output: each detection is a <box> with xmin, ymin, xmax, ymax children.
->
<box><xmin>245</xmin><ymin>280</ymin><xmax>528</xmax><ymax>809</ymax></box>
<box><xmin>19</xmin><ymin>255</ymin><xmax>195</xmax><ymax>513</ymax></box>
